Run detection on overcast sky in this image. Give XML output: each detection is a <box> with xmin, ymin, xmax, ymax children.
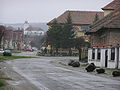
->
<box><xmin>0</xmin><ymin>0</ymin><xmax>113</xmax><ymax>24</ymax></box>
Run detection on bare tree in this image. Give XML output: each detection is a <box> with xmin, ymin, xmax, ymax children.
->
<box><xmin>0</xmin><ymin>26</ymin><xmax>5</xmax><ymax>49</ymax></box>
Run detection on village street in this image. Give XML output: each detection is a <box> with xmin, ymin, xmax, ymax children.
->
<box><xmin>1</xmin><ymin>51</ymin><xmax>120</xmax><ymax>90</ymax></box>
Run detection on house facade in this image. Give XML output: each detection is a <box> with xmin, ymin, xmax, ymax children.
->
<box><xmin>87</xmin><ymin>0</ymin><xmax>120</xmax><ymax>68</ymax></box>
<box><xmin>3</xmin><ymin>27</ymin><xmax>14</xmax><ymax>49</ymax></box>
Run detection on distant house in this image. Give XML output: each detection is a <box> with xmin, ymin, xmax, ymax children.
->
<box><xmin>25</xmin><ymin>26</ymin><xmax>44</xmax><ymax>36</ymax></box>
<box><xmin>3</xmin><ymin>26</ymin><xmax>14</xmax><ymax>49</ymax></box>
<box><xmin>47</xmin><ymin>11</ymin><xmax>104</xmax><ymax>42</ymax></box>
<box><xmin>23</xmin><ymin>21</ymin><xmax>45</xmax><ymax>49</ymax></box>
<box><xmin>87</xmin><ymin>0</ymin><xmax>120</xmax><ymax>68</ymax></box>
<box><xmin>3</xmin><ymin>26</ymin><xmax>24</xmax><ymax>50</ymax></box>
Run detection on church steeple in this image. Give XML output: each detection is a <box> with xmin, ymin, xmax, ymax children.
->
<box><xmin>23</xmin><ymin>21</ymin><xmax>29</xmax><ymax>30</ymax></box>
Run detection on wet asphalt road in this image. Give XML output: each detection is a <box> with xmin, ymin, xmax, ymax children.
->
<box><xmin>6</xmin><ymin>52</ymin><xmax>120</xmax><ymax>90</ymax></box>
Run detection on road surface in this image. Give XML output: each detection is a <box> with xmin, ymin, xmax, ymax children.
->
<box><xmin>4</xmin><ymin>52</ymin><xmax>120</xmax><ymax>90</ymax></box>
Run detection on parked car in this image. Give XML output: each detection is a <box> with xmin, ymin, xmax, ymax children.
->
<box><xmin>0</xmin><ymin>50</ymin><xmax>4</xmax><ymax>55</ymax></box>
<box><xmin>3</xmin><ymin>50</ymin><xmax>12</xmax><ymax>56</ymax></box>
<box><xmin>24</xmin><ymin>49</ymin><xmax>33</xmax><ymax>52</ymax></box>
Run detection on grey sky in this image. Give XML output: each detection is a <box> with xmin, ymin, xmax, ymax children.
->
<box><xmin>0</xmin><ymin>0</ymin><xmax>113</xmax><ymax>23</ymax></box>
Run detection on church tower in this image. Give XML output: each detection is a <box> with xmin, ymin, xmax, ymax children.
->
<box><xmin>23</xmin><ymin>21</ymin><xmax>29</xmax><ymax>30</ymax></box>
<box><xmin>23</xmin><ymin>21</ymin><xmax>29</xmax><ymax>34</ymax></box>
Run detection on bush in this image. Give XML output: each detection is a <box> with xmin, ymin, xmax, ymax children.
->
<box><xmin>3</xmin><ymin>52</ymin><xmax>12</xmax><ymax>56</ymax></box>
<box><xmin>85</xmin><ymin>63</ymin><xmax>96</xmax><ymax>72</ymax></box>
<box><xmin>0</xmin><ymin>80</ymin><xmax>6</xmax><ymax>87</ymax></box>
<box><xmin>112</xmin><ymin>71</ymin><xmax>120</xmax><ymax>77</ymax></box>
<box><xmin>96</xmin><ymin>68</ymin><xmax>105</xmax><ymax>74</ymax></box>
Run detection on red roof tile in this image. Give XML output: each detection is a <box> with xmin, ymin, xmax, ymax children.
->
<box><xmin>48</xmin><ymin>11</ymin><xmax>104</xmax><ymax>25</ymax></box>
<box><xmin>102</xmin><ymin>0</ymin><xmax>120</xmax><ymax>10</ymax></box>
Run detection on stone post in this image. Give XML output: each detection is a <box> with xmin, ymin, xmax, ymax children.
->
<box><xmin>115</xmin><ymin>47</ymin><xmax>119</xmax><ymax>69</ymax></box>
<box><xmin>88</xmin><ymin>48</ymin><xmax>92</xmax><ymax>62</ymax></box>
<box><xmin>107</xmin><ymin>48</ymin><xmax>111</xmax><ymax>61</ymax></box>
<box><xmin>95</xmin><ymin>48</ymin><xmax>98</xmax><ymax>61</ymax></box>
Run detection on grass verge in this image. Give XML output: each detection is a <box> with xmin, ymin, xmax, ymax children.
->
<box><xmin>0</xmin><ymin>71</ymin><xmax>10</xmax><ymax>88</ymax></box>
<box><xmin>0</xmin><ymin>80</ymin><xmax>6</xmax><ymax>87</ymax></box>
<box><xmin>0</xmin><ymin>56</ymin><xmax>36</xmax><ymax>62</ymax></box>
<box><xmin>11</xmin><ymin>50</ymin><xmax>21</xmax><ymax>53</ymax></box>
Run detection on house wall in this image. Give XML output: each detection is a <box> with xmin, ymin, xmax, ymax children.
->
<box><xmin>103</xmin><ymin>10</ymin><xmax>113</xmax><ymax>16</ymax></box>
<box><xmin>3</xmin><ymin>29</ymin><xmax>24</xmax><ymax>50</ymax></box>
<box><xmin>91</xmin><ymin>30</ymin><xmax>109</xmax><ymax>45</ymax></box>
<box><xmin>3</xmin><ymin>30</ymin><xmax>13</xmax><ymax>49</ymax></box>
<box><xmin>13</xmin><ymin>30</ymin><xmax>24</xmax><ymax>50</ymax></box>
<box><xmin>109</xmin><ymin>29</ymin><xmax>120</xmax><ymax>46</ymax></box>
<box><xmin>73</xmin><ymin>25</ymin><xmax>90</xmax><ymax>42</ymax></box>
<box><xmin>88</xmin><ymin>47</ymin><xmax>120</xmax><ymax>68</ymax></box>
<box><xmin>91</xmin><ymin>29</ymin><xmax>120</xmax><ymax>47</ymax></box>
<box><xmin>91</xmin><ymin>34</ymin><xmax>101</xmax><ymax>44</ymax></box>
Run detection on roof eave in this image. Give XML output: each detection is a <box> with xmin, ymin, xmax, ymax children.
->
<box><xmin>102</xmin><ymin>8</ymin><xmax>115</xmax><ymax>10</ymax></box>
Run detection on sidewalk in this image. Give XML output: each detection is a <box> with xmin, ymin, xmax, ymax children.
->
<box><xmin>0</xmin><ymin>61</ymin><xmax>40</xmax><ymax>90</ymax></box>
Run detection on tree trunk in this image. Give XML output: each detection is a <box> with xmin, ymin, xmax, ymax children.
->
<box><xmin>78</xmin><ymin>48</ymin><xmax>82</xmax><ymax>61</ymax></box>
<box><xmin>50</xmin><ymin>45</ymin><xmax>53</xmax><ymax>56</ymax></box>
<box><xmin>56</xmin><ymin>48</ymin><xmax>58</xmax><ymax>56</ymax></box>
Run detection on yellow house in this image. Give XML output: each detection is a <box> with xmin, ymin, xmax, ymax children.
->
<box><xmin>47</xmin><ymin>11</ymin><xmax>104</xmax><ymax>42</ymax></box>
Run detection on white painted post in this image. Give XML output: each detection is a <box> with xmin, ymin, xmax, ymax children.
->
<box><xmin>108</xmin><ymin>48</ymin><xmax>111</xmax><ymax>61</ymax></box>
<box><xmin>88</xmin><ymin>49</ymin><xmax>90</xmax><ymax>62</ymax></box>
<box><xmin>100</xmin><ymin>48</ymin><xmax>106</xmax><ymax>67</ymax></box>
<box><xmin>115</xmin><ymin>47</ymin><xmax>119</xmax><ymax>69</ymax></box>
<box><xmin>95</xmin><ymin>48</ymin><xmax>98</xmax><ymax>60</ymax></box>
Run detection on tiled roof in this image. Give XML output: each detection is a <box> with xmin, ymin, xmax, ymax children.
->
<box><xmin>26</xmin><ymin>26</ymin><xmax>44</xmax><ymax>31</ymax></box>
<box><xmin>102</xmin><ymin>0</ymin><xmax>120</xmax><ymax>10</ymax></box>
<box><xmin>6</xmin><ymin>26</ymin><xmax>15</xmax><ymax>30</ymax></box>
<box><xmin>90</xmin><ymin>6</ymin><xmax>120</xmax><ymax>32</ymax></box>
<box><xmin>47</xmin><ymin>11</ymin><xmax>104</xmax><ymax>25</ymax></box>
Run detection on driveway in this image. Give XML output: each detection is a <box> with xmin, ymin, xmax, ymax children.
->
<box><xmin>4</xmin><ymin>52</ymin><xmax>120</xmax><ymax>90</ymax></box>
